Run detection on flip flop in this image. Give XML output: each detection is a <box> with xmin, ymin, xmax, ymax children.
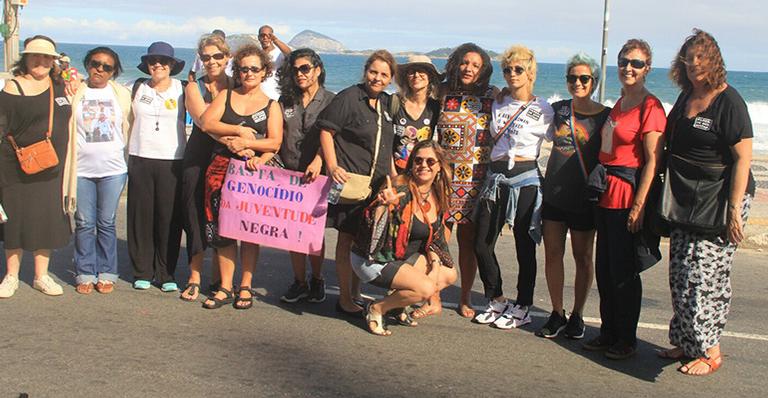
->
<box><xmin>180</xmin><ymin>283</ymin><xmax>200</xmax><ymax>302</ymax></box>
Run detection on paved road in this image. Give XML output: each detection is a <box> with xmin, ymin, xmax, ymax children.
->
<box><xmin>1</xmin><ymin>197</ymin><xmax>767</xmax><ymax>398</ymax></box>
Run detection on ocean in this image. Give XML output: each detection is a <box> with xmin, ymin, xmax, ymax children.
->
<box><xmin>4</xmin><ymin>42</ymin><xmax>767</xmax><ymax>151</ymax></box>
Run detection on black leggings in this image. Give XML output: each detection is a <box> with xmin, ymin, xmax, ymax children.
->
<box><xmin>474</xmin><ymin>161</ymin><xmax>539</xmax><ymax>305</ymax></box>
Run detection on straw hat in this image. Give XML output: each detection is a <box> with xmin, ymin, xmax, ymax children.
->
<box><xmin>396</xmin><ymin>54</ymin><xmax>441</xmax><ymax>87</ymax></box>
<box><xmin>21</xmin><ymin>38</ymin><xmax>60</xmax><ymax>58</ymax></box>
<box><xmin>59</xmin><ymin>56</ymin><xmax>71</xmax><ymax>63</ymax></box>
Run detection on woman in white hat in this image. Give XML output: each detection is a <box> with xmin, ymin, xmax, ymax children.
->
<box><xmin>0</xmin><ymin>35</ymin><xmax>75</xmax><ymax>298</ymax></box>
<box><xmin>127</xmin><ymin>41</ymin><xmax>188</xmax><ymax>293</ymax></box>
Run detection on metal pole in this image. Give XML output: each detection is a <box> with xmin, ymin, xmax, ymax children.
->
<box><xmin>3</xmin><ymin>0</ymin><xmax>21</xmax><ymax>72</ymax></box>
<box><xmin>598</xmin><ymin>0</ymin><xmax>610</xmax><ymax>103</ymax></box>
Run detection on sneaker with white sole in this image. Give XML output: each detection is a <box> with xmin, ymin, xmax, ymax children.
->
<box><xmin>473</xmin><ymin>299</ymin><xmax>508</xmax><ymax>324</ymax></box>
<box><xmin>0</xmin><ymin>274</ymin><xmax>20</xmax><ymax>298</ymax></box>
<box><xmin>493</xmin><ymin>303</ymin><xmax>532</xmax><ymax>330</ymax></box>
<box><xmin>33</xmin><ymin>275</ymin><xmax>64</xmax><ymax>296</ymax></box>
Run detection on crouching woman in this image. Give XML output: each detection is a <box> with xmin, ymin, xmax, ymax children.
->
<box><xmin>350</xmin><ymin>140</ymin><xmax>457</xmax><ymax>336</ymax></box>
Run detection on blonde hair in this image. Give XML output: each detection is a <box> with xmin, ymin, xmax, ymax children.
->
<box><xmin>501</xmin><ymin>45</ymin><xmax>537</xmax><ymax>89</ymax></box>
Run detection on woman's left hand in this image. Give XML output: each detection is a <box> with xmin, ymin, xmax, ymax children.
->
<box><xmin>64</xmin><ymin>78</ymin><xmax>81</xmax><ymax>97</ymax></box>
<box><xmin>727</xmin><ymin>206</ymin><xmax>744</xmax><ymax>245</ymax></box>
<box><xmin>237</xmin><ymin>149</ymin><xmax>256</xmax><ymax>159</ymax></box>
<box><xmin>627</xmin><ymin>205</ymin><xmax>645</xmax><ymax>233</ymax></box>
<box><xmin>226</xmin><ymin>136</ymin><xmax>251</xmax><ymax>154</ymax></box>
<box><xmin>246</xmin><ymin>156</ymin><xmax>265</xmax><ymax>171</ymax></box>
<box><xmin>376</xmin><ymin>175</ymin><xmax>405</xmax><ymax>206</ymax></box>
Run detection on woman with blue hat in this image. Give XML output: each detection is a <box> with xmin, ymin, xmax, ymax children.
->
<box><xmin>126</xmin><ymin>41</ymin><xmax>188</xmax><ymax>292</ymax></box>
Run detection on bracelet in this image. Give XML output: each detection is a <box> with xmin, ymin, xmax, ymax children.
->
<box><xmin>728</xmin><ymin>203</ymin><xmax>741</xmax><ymax>211</ymax></box>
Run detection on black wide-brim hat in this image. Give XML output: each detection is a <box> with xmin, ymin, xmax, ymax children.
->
<box><xmin>137</xmin><ymin>41</ymin><xmax>185</xmax><ymax>76</ymax></box>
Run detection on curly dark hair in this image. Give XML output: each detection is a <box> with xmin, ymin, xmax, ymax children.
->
<box><xmin>444</xmin><ymin>43</ymin><xmax>493</xmax><ymax>94</ymax></box>
<box><xmin>669</xmin><ymin>29</ymin><xmax>727</xmax><ymax>92</ymax></box>
<box><xmin>277</xmin><ymin>48</ymin><xmax>326</xmax><ymax>106</ymax></box>
<box><xmin>404</xmin><ymin>140</ymin><xmax>452</xmax><ymax>216</ymax></box>
<box><xmin>12</xmin><ymin>35</ymin><xmax>64</xmax><ymax>84</ymax></box>
<box><xmin>83</xmin><ymin>46</ymin><xmax>124</xmax><ymax>79</ymax></box>
<box><xmin>232</xmin><ymin>44</ymin><xmax>273</xmax><ymax>85</ymax></box>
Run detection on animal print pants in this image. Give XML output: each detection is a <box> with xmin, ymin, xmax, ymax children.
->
<box><xmin>667</xmin><ymin>195</ymin><xmax>751</xmax><ymax>357</ymax></box>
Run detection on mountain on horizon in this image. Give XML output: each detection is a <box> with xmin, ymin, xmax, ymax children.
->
<box><xmin>288</xmin><ymin>30</ymin><xmax>346</xmax><ymax>53</ymax></box>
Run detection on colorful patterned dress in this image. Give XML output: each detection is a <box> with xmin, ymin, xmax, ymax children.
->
<box><xmin>435</xmin><ymin>88</ymin><xmax>495</xmax><ymax>223</ymax></box>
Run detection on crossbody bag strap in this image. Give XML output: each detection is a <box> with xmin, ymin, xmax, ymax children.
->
<box><xmin>6</xmin><ymin>79</ymin><xmax>55</xmax><ymax>151</ymax></box>
<box><xmin>492</xmin><ymin>97</ymin><xmax>534</xmax><ymax>144</ymax></box>
<box><xmin>568</xmin><ymin>100</ymin><xmax>589</xmax><ymax>180</ymax></box>
<box><xmin>369</xmin><ymin>99</ymin><xmax>383</xmax><ymax>178</ymax></box>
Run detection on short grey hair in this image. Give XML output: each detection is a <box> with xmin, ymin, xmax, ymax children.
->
<box><xmin>566</xmin><ymin>52</ymin><xmax>600</xmax><ymax>93</ymax></box>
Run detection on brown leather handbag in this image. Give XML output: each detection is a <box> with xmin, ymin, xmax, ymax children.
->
<box><xmin>5</xmin><ymin>81</ymin><xmax>60</xmax><ymax>175</ymax></box>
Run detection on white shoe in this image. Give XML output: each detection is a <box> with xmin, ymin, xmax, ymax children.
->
<box><xmin>474</xmin><ymin>300</ymin><xmax>508</xmax><ymax>324</ymax></box>
<box><xmin>0</xmin><ymin>274</ymin><xmax>20</xmax><ymax>298</ymax></box>
<box><xmin>493</xmin><ymin>303</ymin><xmax>532</xmax><ymax>330</ymax></box>
<box><xmin>33</xmin><ymin>275</ymin><xmax>63</xmax><ymax>296</ymax></box>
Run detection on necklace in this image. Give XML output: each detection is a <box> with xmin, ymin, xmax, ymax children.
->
<box><xmin>417</xmin><ymin>188</ymin><xmax>431</xmax><ymax>213</ymax></box>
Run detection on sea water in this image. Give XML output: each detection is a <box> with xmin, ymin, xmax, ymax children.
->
<box><xmin>4</xmin><ymin>42</ymin><xmax>766</xmax><ymax>151</ymax></box>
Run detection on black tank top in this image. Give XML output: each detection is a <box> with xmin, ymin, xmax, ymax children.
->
<box><xmin>185</xmin><ymin>76</ymin><xmax>234</xmax><ymax>167</ymax></box>
<box><xmin>213</xmin><ymin>88</ymin><xmax>272</xmax><ymax>158</ymax></box>
<box><xmin>404</xmin><ymin>216</ymin><xmax>442</xmax><ymax>258</ymax></box>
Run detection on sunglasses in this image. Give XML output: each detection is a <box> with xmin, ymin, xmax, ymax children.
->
<box><xmin>238</xmin><ymin>65</ymin><xmax>263</xmax><ymax>74</ymax></box>
<box><xmin>146</xmin><ymin>56</ymin><xmax>172</xmax><ymax>66</ymax></box>
<box><xmin>413</xmin><ymin>156</ymin><xmax>438</xmax><ymax>167</ymax></box>
<box><xmin>618</xmin><ymin>58</ymin><xmax>647</xmax><ymax>69</ymax></box>
<box><xmin>200</xmin><ymin>53</ymin><xmax>226</xmax><ymax>62</ymax></box>
<box><xmin>88</xmin><ymin>60</ymin><xmax>115</xmax><ymax>73</ymax></box>
<box><xmin>293</xmin><ymin>64</ymin><xmax>314</xmax><ymax>75</ymax></box>
<box><xmin>503</xmin><ymin>66</ymin><xmax>526</xmax><ymax>76</ymax></box>
<box><xmin>407</xmin><ymin>69</ymin><xmax>429</xmax><ymax>77</ymax></box>
<box><xmin>566</xmin><ymin>74</ymin><xmax>593</xmax><ymax>85</ymax></box>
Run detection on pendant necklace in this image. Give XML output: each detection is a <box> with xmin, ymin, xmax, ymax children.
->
<box><xmin>418</xmin><ymin>188</ymin><xmax>432</xmax><ymax>213</ymax></box>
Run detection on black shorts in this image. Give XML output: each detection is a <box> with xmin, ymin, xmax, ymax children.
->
<box><xmin>370</xmin><ymin>252</ymin><xmax>420</xmax><ymax>289</ymax></box>
<box><xmin>541</xmin><ymin>202</ymin><xmax>595</xmax><ymax>231</ymax></box>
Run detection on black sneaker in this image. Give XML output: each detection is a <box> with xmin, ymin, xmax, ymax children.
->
<box><xmin>605</xmin><ymin>341</ymin><xmax>637</xmax><ymax>360</ymax></box>
<box><xmin>307</xmin><ymin>277</ymin><xmax>326</xmax><ymax>303</ymax></box>
<box><xmin>280</xmin><ymin>280</ymin><xmax>309</xmax><ymax>303</ymax></box>
<box><xmin>563</xmin><ymin>312</ymin><xmax>585</xmax><ymax>339</ymax></box>
<box><xmin>535</xmin><ymin>310</ymin><xmax>568</xmax><ymax>338</ymax></box>
<box><xmin>582</xmin><ymin>334</ymin><xmax>613</xmax><ymax>351</ymax></box>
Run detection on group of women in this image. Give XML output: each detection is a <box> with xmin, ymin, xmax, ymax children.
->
<box><xmin>0</xmin><ymin>29</ymin><xmax>754</xmax><ymax>376</ymax></box>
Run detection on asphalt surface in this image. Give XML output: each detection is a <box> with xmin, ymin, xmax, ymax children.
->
<box><xmin>1</xmin><ymin>194</ymin><xmax>767</xmax><ymax>398</ymax></box>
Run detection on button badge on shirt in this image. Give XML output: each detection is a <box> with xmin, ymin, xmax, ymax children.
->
<box><xmin>164</xmin><ymin>98</ymin><xmax>177</xmax><ymax>110</ymax></box>
<box><xmin>693</xmin><ymin>116</ymin><xmax>713</xmax><ymax>131</ymax></box>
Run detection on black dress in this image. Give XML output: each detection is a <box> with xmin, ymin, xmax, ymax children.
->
<box><xmin>0</xmin><ymin>80</ymin><xmax>72</xmax><ymax>250</ymax></box>
<box><xmin>181</xmin><ymin>77</ymin><xmax>233</xmax><ymax>257</ymax></box>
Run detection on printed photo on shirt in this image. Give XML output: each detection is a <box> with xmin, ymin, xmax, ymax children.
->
<box><xmin>81</xmin><ymin>99</ymin><xmax>118</xmax><ymax>143</ymax></box>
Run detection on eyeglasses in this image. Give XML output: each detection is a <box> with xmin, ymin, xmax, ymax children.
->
<box><xmin>407</xmin><ymin>69</ymin><xmax>428</xmax><ymax>77</ymax></box>
<box><xmin>146</xmin><ymin>56</ymin><xmax>172</xmax><ymax>66</ymax></box>
<box><xmin>200</xmin><ymin>53</ymin><xmax>226</xmax><ymax>62</ymax></box>
<box><xmin>618</xmin><ymin>58</ymin><xmax>647</xmax><ymax>69</ymax></box>
<box><xmin>566</xmin><ymin>74</ymin><xmax>593</xmax><ymax>85</ymax></box>
<box><xmin>413</xmin><ymin>156</ymin><xmax>438</xmax><ymax>167</ymax></box>
<box><xmin>503</xmin><ymin>66</ymin><xmax>526</xmax><ymax>76</ymax></box>
<box><xmin>258</xmin><ymin>33</ymin><xmax>270</xmax><ymax>38</ymax></box>
<box><xmin>88</xmin><ymin>60</ymin><xmax>115</xmax><ymax>73</ymax></box>
<box><xmin>238</xmin><ymin>65</ymin><xmax>263</xmax><ymax>74</ymax></box>
<box><xmin>293</xmin><ymin>64</ymin><xmax>314</xmax><ymax>75</ymax></box>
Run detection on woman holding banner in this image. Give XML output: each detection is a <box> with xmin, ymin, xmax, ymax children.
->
<box><xmin>276</xmin><ymin>49</ymin><xmax>335</xmax><ymax>304</ymax></box>
<box><xmin>318</xmin><ymin>50</ymin><xmax>397</xmax><ymax>316</ymax></box>
<box><xmin>350</xmin><ymin>140</ymin><xmax>457</xmax><ymax>336</ymax></box>
<box><xmin>199</xmin><ymin>44</ymin><xmax>283</xmax><ymax>310</ymax></box>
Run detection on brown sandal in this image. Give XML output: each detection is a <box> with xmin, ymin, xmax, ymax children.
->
<box><xmin>76</xmin><ymin>283</ymin><xmax>94</xmax><ymax>295</ymax></box>
<box><xmin>678</xmin><ymin>354</ymin><xmax>722</xmax><ymax>376</ymax></box>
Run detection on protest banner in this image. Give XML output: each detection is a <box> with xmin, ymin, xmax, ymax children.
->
<box><xmin>218</xmin><ymin>159</ymin><xmax>330</xmax><ymax>255</ymax></box>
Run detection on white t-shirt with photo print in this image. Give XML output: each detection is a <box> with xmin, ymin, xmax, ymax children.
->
<box><xmin>76</xmin><ymin>86</ymin><xmax>127</xmax><ymax>178</ymax></box>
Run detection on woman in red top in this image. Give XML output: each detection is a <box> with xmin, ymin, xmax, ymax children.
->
<box><xmin>582</xmin><ymin>39</ymin><xmax>666</xmax><ymax>359</ymax></box>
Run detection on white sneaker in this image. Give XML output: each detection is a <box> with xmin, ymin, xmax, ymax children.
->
<box><xmin>474</xmin><ymin>300</ymin><xmax>508</xmax><ymax>324</ymax></box>
<box><xmin>33</xmin><ymin>275</ymin><xmax>63</xmax><ymax>296</ymax></box>
<box><xmin>493</xmin><ymin>303</ymin><xmax>532</xmax><ymax>330</ymax></box>
<box><xmin>0</xmin><ymin>274</ymin><xmax>20</xmax><ymax>298</ymax></box>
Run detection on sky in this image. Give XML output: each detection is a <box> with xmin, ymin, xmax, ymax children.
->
<box><xmin>7</xmin><ymin>0</ymin><xmax>768</xmax><ymax>72</ymax></box>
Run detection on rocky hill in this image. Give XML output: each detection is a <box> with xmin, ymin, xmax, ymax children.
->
<box><xmin>288</xmin><ymin>30</ymin><xmax>346</xmax><ymax>53</ymax></box>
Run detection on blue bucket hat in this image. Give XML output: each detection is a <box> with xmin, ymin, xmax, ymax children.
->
<box><xmin>137</xmin><ymin>41</ymin><xmax>185</xmax><ymax>76</ymax></box>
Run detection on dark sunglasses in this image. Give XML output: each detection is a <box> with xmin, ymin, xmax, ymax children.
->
<box><xmin>200</xmin><ymin>53</ymin><xmax>226</xmax><ymax>62</ymax></box>
<box><xmin>566</xmin><ymin>74</ymin><xmax>593</xmax><ymax>85</ymax></box>
<box><xmin>88</xmin><ymin>60</ymin><xmax>115</xmax><ymax>73</ymax></box>
<box><xmin>413</xmin><ymin>156</ymin><xmax>438</xmax><ymax>167</ymax></box>
<box><xmin>146</xmin><ymin>56</ymin><xmax>172</xmax><ymax>66</ymax></box>
<box><xmin>293</xmin><ymin>64</ymin><xmax>314</xmax><ymax>75</ymax></box>
<box><xmin>238</xmin><ymin>65</ymin><xmax>263</xmax><ymax>74</ymax></box>
<box><xmin>618</xmin><ymin>58</ymin><xmax>647</xmax><ymax>69</ymax></box>
<box><xmin>503</xmin><ymin>66</ymin><xmax>526</xmax><ymax>76</ymax></box>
